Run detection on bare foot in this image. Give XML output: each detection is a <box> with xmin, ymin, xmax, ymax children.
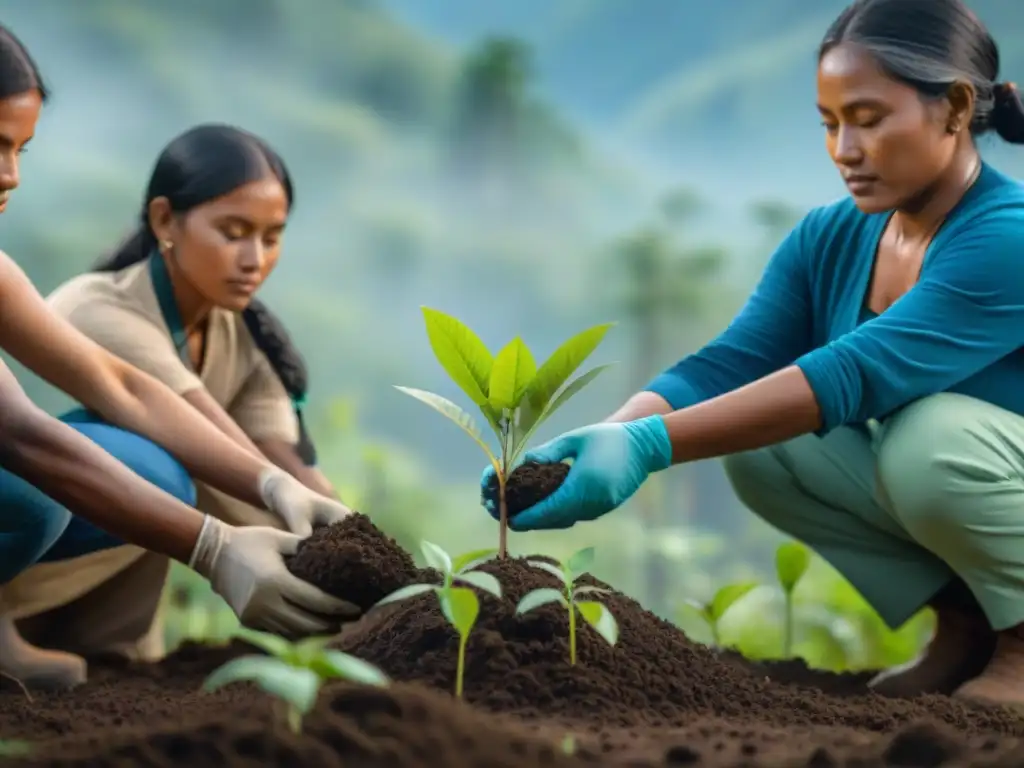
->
<box><xmin>0</xmin><ymin>615</ymin><xmax>86</xmax><ymax>690</ymax></box>
<box><xmin>954</xmin><ymin>628</ymin><xmax>1024</xmax><ymax>707</ymax></box>
<box><xmin>868</xmin><ymin>607</ymin><xmax>995</xmax><ymax>698</ymax></box>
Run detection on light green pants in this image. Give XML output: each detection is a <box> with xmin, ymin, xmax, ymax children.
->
<box><xmin>723</xmin><ymin>393</ymin><xmax>1024</xmax><ymax>631</ymax></box>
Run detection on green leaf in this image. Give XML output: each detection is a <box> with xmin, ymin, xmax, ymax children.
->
<box><xmin>454</xmin><ymin>570</ymin><xmax>503</xmax><ymax>599</ymax></box>
<box><xmin>526</xmin><ymin>559</ymin><xmax>569</xmax><ymax>585</ymax></box>
<box><xmin>775</xmin><ymin>542</ymin><xmax>811</xmax><ymax>594</ymax></box>
<box><xmin>510</xmin><ymin>364</ymin><xmax>614</xmax><ymax>465</ymax></box>
<box><xmin>420</xmin><ymin>540</ymin><xmax>453</xmax><ymax>574</ymax></box>
<box><xmin>374</xmin><ymin>583</ymin><xmax>436</xmax><ymax>608</ymax></box>
<box><xmin>452</xmin><ymin>548</ymin><xmax>498</xmax><ymax>574</ymax></box>
<box><xmin>516</xmin><ymin>587</ymin><xmax>567</xmax><ymax>614</ymax></box>
<box><xmin>488</xmin><ymin>337</ymin><xmax>537</xmax><ymax>410</ymax></box>
<box><xmin>682</xmin><ymin>599</ymin><xmax>713</xmax><ymax>625</ymax></box>
<box><xmin>0</xmin><ymin>740</ymin><xmax>31</xmax><ymax>757</ymax></box>
<box><xmin>421</xmin><ymin>307</ymin><xmax>493</xmax><ymax>405</ymax></box>
<box><xmin>566</xmin><ymin>547</ymin><xmax>596</xmax><ymax>578</ymax></box>
<box><xmin>445</xmin><ymin>587</ymin><xmax>480</xmax><ymax>637</ymax></box>
<box><xmin>312</xmin><ymin>651</ymin><xmax>389</xmax><ymax>687</ymax></box>
<box><xmin>204</xmin><ymin>657</ymin><xmax>321</xmax><ymax>714</ymax></box>
<box><xmin>393</xmin><ymin>387</ymin><xmax>500</xmax><ymax>472</ymax></box>
<box><xmin>291</xmin><ymin>635</ymin><xmax>334</xmax><ymax>667</ymax></box>
<box><xmin>235</xmin><ymin>628</ymin><xmax>291</xmax><ymax>659</ymax></box>
<box><xmin>709</xmin><ymin>582</ymin><xmax>759</xmax><ymax>622</ymax></box>
<box><xmin>526</xmin><ymin>323</ymin><xmax>614</xmax><ymax>413</ymax></box>
<box><xmin>577</xmin><ymin>601</ymin><xmax>619</xmax><ymax>647</ymax></box>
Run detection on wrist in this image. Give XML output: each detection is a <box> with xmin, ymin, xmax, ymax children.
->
<box><xmin>624</xmin><ymin>414</ymin><xmax>673</xmax><ymax>472</ymax></box>
<box><xmin>188</xmin><ymin>514</ymin><xmax>230</xmax><ymax>578</ymax></box>
<box><xmin>257</xmin><ymin>466</ymin><xmax>288</xmax><ymax>509</ymax></box>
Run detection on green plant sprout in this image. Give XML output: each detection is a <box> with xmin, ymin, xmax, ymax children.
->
<box><xmin>396</xmin><ymin>307</ymin><xmax>614</xmax><ymax>558</ymax></box>
<box><xmin>682</xmin><ymin>581</ymin><xmax>759</xmax><ymax>647</ymax></box>
<box><xmin>0</xmin><ymin>739</ymin><xmax>31</xmax><ymax>757</ymax></box>
<box><xmin>775</xmin><ymin>541</ymin><xmax>812</xmax><ymax>658</ymax></box>
<box><xmin>374</xmin><ymin>541</ymin><xmax>502</xmax><ymax>698</ymax></box>
<box><xmin>516</xmin><ymin>547</ymin><xmax>619</xmax><ymax>665</ymax></box>
<box><xmin>202</xmin><ymin>629</ymin><xmax>388</xmax><ymax>734</ymax></box>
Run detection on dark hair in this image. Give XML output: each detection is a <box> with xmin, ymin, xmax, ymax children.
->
<box><xmin>821</xmin><ymin>0</ymin><xmax>1024</xmax><ymax>144</ymax></box>
<box><xmin>0</xmin><ymin>24</ymin><xmax>47</xmax><ymax>102</ymax></box>
<box><xmin>94</xmin><ymin>123</ymin><xmax>317</xmax><ymax>464</ymax></box>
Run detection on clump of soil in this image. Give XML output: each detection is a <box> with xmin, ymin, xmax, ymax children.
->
<box><xmin>483</xmin><ymin>461</ymin><xmax>570</xmax><ymax>517</ymax></box>
<box><xmin>285</xmin><ymin>513</ymin><xmax>418</xmax><ymax>611</ymax></box>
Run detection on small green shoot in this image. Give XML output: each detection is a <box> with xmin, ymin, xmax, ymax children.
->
<box><xmin>682</xmin><ymin>581</ymin><xmax>759</xmax><ymax>647</ymax></box>
<box><xmin>202</xmin><ymin>629</ymin><xmax>388</xmax><ymax>733</ymax></box>
<box><xmin>776</xmin><ymin>541</ymin><xmax>811</xmax><ymax>658</ymax></box>
<box><xmin>0</xmin><ymin>739</ymin><xmax>31</xmax><ymax>757</ymax></box>
<box><xmin>375</xmin><ymin>541</ymin><xmax>501</xmax><ymax>698</ymax></box>
<box><xmin>560</xmin><ymin>733</ymin><xmax>577</xmax><ymax>755</ymax></box>
<box><xmin>396</xmin><ymin>308</ymin><xmax>615</xmax><ymax>557</ymax></box>
<box><xmin>517</xmin><ymin>547</ymin><xmax>619</xmax><ymax>665</ymax></box>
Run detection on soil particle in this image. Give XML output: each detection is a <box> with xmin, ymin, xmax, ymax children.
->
<box><xmin>484</xmin><ymin>461</ymin><xmax>570</xmax><ymax>518</ymax></box>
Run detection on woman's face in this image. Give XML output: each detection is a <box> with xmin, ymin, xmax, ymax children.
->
<box><xmin>156</xmin><ymin>177</ymin><xmax>290</xmax><ymax>312</ymax></box>
<box><xmin>817</xmin><ymin>43</ymin><xmax>967</xmax><ymax>213</ymax></box>
<box><xmin>0</xmin><ymin>90</ymin><xmax>41</xmax><ymax>214</ymax></box>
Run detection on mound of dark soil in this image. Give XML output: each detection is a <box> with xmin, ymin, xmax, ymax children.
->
<box><xmin>483</xmin><ymin>461</ymin><xmax>570</xmax><ymax>518</ymax></box>
<box><xmin>335</xmin><ymin>554</ymin><xmax>1024</xmax><ymax>739</ymax></box>
<box><xmin>285</xmin><ymin>513</ymin><xmax>418</xmax><ymax>611</ymax></box>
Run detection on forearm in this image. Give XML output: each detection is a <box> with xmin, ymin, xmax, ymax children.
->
<box><xmin>605</xmin><ymin>392</ymin><xmax>673</xmax><ymax>423</ymax></box>
<box><xmin>105</xmin><ymin>367</ymin><xmax>275</xmax><ymax>509</ymax></box>
<box><xmin>662</xmin><ymin>365</ymin><xmax>822</xmax><ymax>463</ymax></box>
<box><xmin>0</xmin><ymin>406</ymin><xmax>203</xmax><ymax>562</ymax></box>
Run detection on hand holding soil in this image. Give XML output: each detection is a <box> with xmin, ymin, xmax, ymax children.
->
<box><xmin>188</xmin><ymin>515</ymin><xmax>361</xmax><ymax>638</ymax></box>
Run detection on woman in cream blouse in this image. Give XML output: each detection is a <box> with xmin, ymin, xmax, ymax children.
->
<box><xmin>9</xmin><ymin>123</ymin><xmax>340</xmax><ymax>662</ymax></box>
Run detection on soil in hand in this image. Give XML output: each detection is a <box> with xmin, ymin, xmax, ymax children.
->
<box><xmin>484</xmin><ymin>461</ymin><xmax>570</xmax><ymax>518</ymax></box>
<box><xmin>285</xmin><ymin>513</ymin><xmax>418</xmax><ymax>611</ymax></box>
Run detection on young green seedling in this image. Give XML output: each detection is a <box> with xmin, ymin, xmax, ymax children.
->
<box><xmin>775</xmin><ymin>541</ymin><xmax>811</xmax><ymax>658</ymax></box>
<box><xmin>202</xmin><ymin>629</ymin><xmax>388</xmax><ymax>734</ymax></box>
<box><xmin>374</xmin><ymin>541</ymin><xmax>501</xmax><ymax>698</ymax></box>
<box><xmin>682</xmin><ymin>581</ymin><xmax>759</xmax><ymax>647</ymax></box>
<box><xmin>0</xmin><ymin>739</ymin><xmax>31</xmax><ymax>757</ymax></box>
<box><xmin>396</xmin><ymin>307</ymin><xmax>615</xmax><ymax>558</ymax></box>
<box><xmin>516</xmin><ymin>547</ymin><xmax>619</xmax><ymax>665</ymax></box>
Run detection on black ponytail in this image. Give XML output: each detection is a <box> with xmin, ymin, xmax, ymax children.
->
<box><xmin>94</xmin><ymin>123</ymin><xmax>318</xmax><ymax>465</ymax></box>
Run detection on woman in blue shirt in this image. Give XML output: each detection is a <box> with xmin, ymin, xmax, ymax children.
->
<box><xmin>482</xmin><ymin>0</ymin><xmax>1024</xmax><ymax>706</ymax></box>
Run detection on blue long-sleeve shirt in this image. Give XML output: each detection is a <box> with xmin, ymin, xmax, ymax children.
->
<box><xmin>645</xmin><ymin>162</ymin><xmax>1024</xmax><ymax>434</ymax></box>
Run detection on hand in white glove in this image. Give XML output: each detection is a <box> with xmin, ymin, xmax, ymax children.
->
<box><xmin>189</xmin><ymin>515</ymin><xmax>360</xmax><ymax>638</ymax></box>
<box><xmin>259</xmin><ymin>468</ymin><xmax>351</xmax><ymax>537</ymax></box>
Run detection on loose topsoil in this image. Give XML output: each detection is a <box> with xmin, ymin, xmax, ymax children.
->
<box><xmin>4</xmin><ymin>510</ymin><xmax>1024</xmax><ymax>767</ymax></box>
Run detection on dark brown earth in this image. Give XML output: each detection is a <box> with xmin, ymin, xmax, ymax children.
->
<box><xmin>4</xmin><ymin>514</ymin><xmax>1024</xmax><ymax>767</ymax></box>
<box><xmin>484</xmin><ymin>460</ymin><xmax>571</xmax><ymax>518</ymax></box>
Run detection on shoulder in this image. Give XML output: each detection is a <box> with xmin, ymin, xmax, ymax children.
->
<box><xmin>48</xmin><ymin>264</ymin><xmax>164</xmax><ymax>336</ymax></box>
<box><xmin>793</xmin><ymin>196</ymin><xmax>876</xmax><ymax>249</ymax></box>
<box><xmin>938</xmin><ymin>167</ymin><xmax>1024</xmax><ymax>251</ymax></box>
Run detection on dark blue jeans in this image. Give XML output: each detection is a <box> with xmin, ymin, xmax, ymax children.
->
<box><xmin>0</xmin><ymin>408</ymin><xmax>196</xmax><ymax>585</ymax></box>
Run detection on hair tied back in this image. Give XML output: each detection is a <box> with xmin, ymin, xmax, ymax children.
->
<box><xmin>991</xmin><ymin>81</ymin><xmax>1024</xmax><ymax>144</ymax></box>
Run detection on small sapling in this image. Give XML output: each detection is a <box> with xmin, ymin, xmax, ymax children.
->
<box><xmin>517</xmin><ymin>546</ymin><xmax>619</xmax><ymax>665</ymax></box>
<box><xmin>203</xmin><ymin>629</ymin><xmax>388</xmax><ymax>733</ymax></box>
<box><xmin>374</xmin><ymin>541</ymin><xmax>501</xmax><ymax>697</ymax></box>
<box><xmin>775</xmin><ymin>541</ymin><xmax>811</xmax><ymax>658</ymax></box>
<box><xmin>396</xmin><ymin>307</ymin><xmax>614</xmax><ymax>557</ymax></box>
<box><xmin>682</xmin><ymin>581</ymin><xmax>759</xmax><ymax>647</ymax></box>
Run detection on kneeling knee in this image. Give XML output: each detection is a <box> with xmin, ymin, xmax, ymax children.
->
<box><xmin>724</xmin><ymin>448</ymin><xmax>785</xmax><ymax>512</ymax></box>
<box><xmin>877</xmin><ymin>394</ymin><xmax>1011</xmax><ymax>532</ymax></box>
<box><xmin>0</xmin><ymin>501</ymin><xmax>71</xmax><ymax>582</ymax></box>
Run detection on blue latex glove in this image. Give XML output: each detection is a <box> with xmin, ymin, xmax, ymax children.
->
<box><xmin>478</xmin><ymin>415</ymin><xmax>673</xmax><ymax>531</ymax></box>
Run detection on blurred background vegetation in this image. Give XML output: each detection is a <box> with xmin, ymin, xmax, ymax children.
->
<box><xmin>4</xmin><ymin>0</ymin><xmax>1021</xmax><ymax>673</ymax></box>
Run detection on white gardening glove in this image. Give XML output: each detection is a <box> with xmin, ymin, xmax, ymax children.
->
<box><xmin>188</xmin><ymin>515</ymin><xmax>360</xmax><ymax>638</ymax></box>
<box><xmin>258</xmin><ymin>468</ymin><xmax>351</xmax><ymax>537</ymax></box>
